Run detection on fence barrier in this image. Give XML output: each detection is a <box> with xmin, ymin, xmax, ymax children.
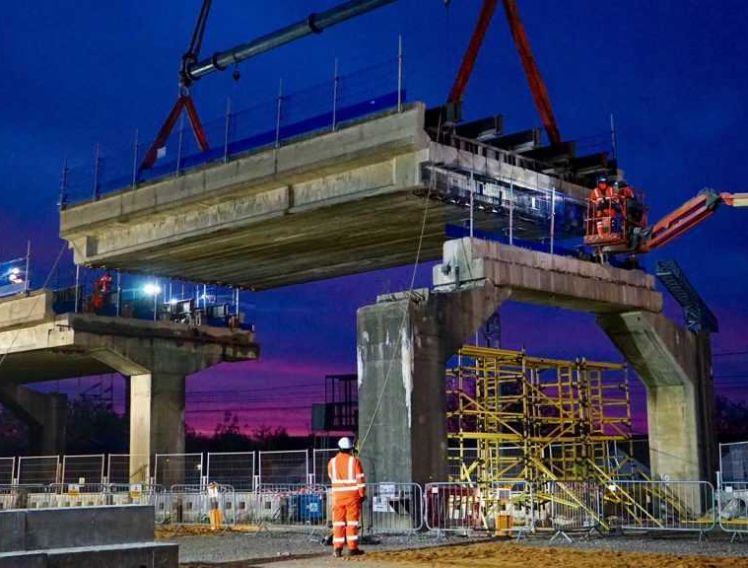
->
<box><xmin>17</xmin><ymin>456</ymin><xmax>60</xmax><ymax>485</ymax></box>
<box><xmin>61</xmin><ymin>454</ymin><xmax>105</xmax><ymax>485</ymax></box>
<box><xmin>258</xmin><ymin>450</ymin><xmax>309</xmax><ymax>486</ymax></box>
<box><xmin>0</xmin><ymin>457</ymin><xmax>14</xmax><ymax>485</ymax></box>
<box><xmin>155</xmin><ymin>484</ymin><xmax>236</xmax><ymax>527</ymax></box>
<box><xmin>154</xmin><ymin>453</ymin><xmax>204</xmax><ymax>487</ymax></box>
<box><xmin>207</xmin><ymin>451</ymin><xmax>255</xmax><ymax>491</ymax></box>
<box><xmin>363</xmin><ymin>482</ymin><xmax>424</xmax><ymax>535</ymax></box>
<box><xmin>424</xmin><ymin>481</ymin><xmax>532</xmax><ymax>537</ymax></box>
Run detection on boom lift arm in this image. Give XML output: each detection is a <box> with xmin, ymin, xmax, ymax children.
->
<box><xmin>639</xmin><ymin>191</ymin><xmax>745</xmax><ymax>252</ymax></box>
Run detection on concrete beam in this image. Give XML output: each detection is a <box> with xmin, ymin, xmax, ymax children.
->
<box><xmin>0</xmin><ymin>385</ymin><xmax>67</xmax><ymax>456</ymax></box>
<box><xmin>434</xmin><ymin>238</ymin><xmax>662</xmax><ymax>313</ymax></box>
<box><xmin>598</xmin><ymin>311</ymin><xmax>716</xmax><ymax>480</ymax></box>
<box><xmin>357</xmin><ymin>283</ymin><xmax>508</xmax><ymax>485</ymax></box>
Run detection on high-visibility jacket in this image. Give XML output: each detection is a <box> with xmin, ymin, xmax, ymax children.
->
<box><xmin>328</xmin><ymin>452</ymin><xmax>366</xmax><ymax>501</ymax></box>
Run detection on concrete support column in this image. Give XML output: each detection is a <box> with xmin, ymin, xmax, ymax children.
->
<box><xmin>0</xmin><ymin>385</ymin><xmax>67</xmax><ymax>456</ymax></box>
<box><xmin>357</xmin><ymin>284</ymin><xmax>507</xmax><ymax>485</ymax></box>
<box><xmin>598</xmin><ymin>311</ymin><xmax>715</xmax><ymax>481</ymax></box>
<box><xmin>129</xmin><ymin>373</ymin><xmax>186</xmax><ymax>483</ymax></box>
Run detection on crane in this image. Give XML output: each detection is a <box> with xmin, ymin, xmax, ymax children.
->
<box><xmin>585</xmin><ymin>188</ymin><xmax>747</xmax><ymax>256</ymax></box>
<box><xmin>142</xmin><ymin>0</ymin><xmax>562</xmax><ymax>170</ymax></box>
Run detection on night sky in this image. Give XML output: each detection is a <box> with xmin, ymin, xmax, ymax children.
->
<box><xmin>1</xmin><ymin>1</ymin><xmax>746</xmax><ymax>436</ymax></box>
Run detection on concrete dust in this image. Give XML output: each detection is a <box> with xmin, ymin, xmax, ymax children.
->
<box><xmin>357</xmin><ymin>542</ymin><xmax>748</xmax><ymax>568</ymax></box>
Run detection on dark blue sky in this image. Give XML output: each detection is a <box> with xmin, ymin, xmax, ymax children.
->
<box><xmin>1</xmin><ymin>1</ymin><xmax>746</xmax><ymax>433</ymax></box>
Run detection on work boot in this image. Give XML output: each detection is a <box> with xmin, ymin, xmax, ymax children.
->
<box><xmin>348</xmin><ymin>549</ymin><xmax>365</xmax><ymax>556</ymax></box>
<box><xmin>333</xmin><ymin>548</ymin><xmax>343</xmax><ymax>558</ymax></box>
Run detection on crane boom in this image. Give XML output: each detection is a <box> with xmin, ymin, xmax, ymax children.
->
<box><xmin>500</xmin><ymin>0</ymin><xmax>561</xmax><ymax>145</ymax></box>
<box><xmin>183</xmin><ymin>0</ymin><xmax>397</xmax><ymax>85</ymax></box>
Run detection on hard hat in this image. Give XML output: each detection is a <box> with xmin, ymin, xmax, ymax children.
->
<box><xmin>597</xmin><ymin>175</ymin><xmax>608</xmax><ymax>183</ymax></box>
<box><xmin>338</xmin><ymin>437</ymin><xmax>353</xmax><ymax>450</ymax></box>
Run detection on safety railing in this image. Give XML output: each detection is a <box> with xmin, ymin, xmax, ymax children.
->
<box><xmin>604</xmin><ymin>480</ymin><xmax>716</xmax><ymax>535</ymax></box>
<box><xmin>61</xmin><ymin>453</ymin><xmax>105</xmax><ymax>485</ymax></box>
<box><xmin>60</xmin><ymin>55</ymin><xmax>405</xmax><ymax>208</ymax></box>
<box><xmin>539</xmin><ymin>480</ymin><xmax>604</xmax><ymax>542</ymax></box>
<box><xmin>17</xmin><ymin>455</ymin><xmax>60</xmax><ymax>485</ymax></box>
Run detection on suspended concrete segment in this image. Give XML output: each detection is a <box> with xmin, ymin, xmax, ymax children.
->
<box><xmin>357</xmin><ymin>238</ymin><xmax>714</xmax><ymax>485</ymax></box>
<box><xmin>0</xmin><ymin>290</ymin><xmax>258</xmax><ymax>481</ymax></box>
<box><xmin>60</xmin><ymin>103</ymin><xmax>591</xmax><ymax>290</ymax></box>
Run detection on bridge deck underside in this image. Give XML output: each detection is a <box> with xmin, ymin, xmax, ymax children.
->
<box><xmin>83</xmin><ymin>191</ymin><xmax>562</xmax><ymax>290</ymax></box>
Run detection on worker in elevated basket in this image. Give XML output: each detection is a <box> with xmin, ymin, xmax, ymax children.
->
<box><xmin>328</xmin><ymin>437</ymin><xmax>366</xmax><ymax>557</ymax></box>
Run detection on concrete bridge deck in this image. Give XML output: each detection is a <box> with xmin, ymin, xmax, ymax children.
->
<box><xmin>60</xmin><ymin>103</ymin><xmax>591</xmax><ymax>290</ymax></box>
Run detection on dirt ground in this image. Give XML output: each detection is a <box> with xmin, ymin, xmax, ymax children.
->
<box><xmin>355</xmin><ymin>542</ymin><xmax>748</xmax><ymax>568</ymax></box>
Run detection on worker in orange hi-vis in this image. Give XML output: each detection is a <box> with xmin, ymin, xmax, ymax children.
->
<box><xmin>589</xmin><ymin>176</ymin><xmax>617</xmax><ymax>237</ymax></box>
<box><xmin>328</xmin><ymin>437</ymin><xmax>366</xmax><ymax>558</ymax></box>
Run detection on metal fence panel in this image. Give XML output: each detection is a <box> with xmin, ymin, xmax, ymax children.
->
<box><xmin>154</xmin><ymin>453</ymin><xmax>203</xmax><ymax>487</ymax></box>
<box><xmin>62</xmin><ymin>454</ymin><xmax>105</xmax><ymax>484</ymax></box>
<box><xmin>108</xmin><ymin>454</ymin><xmax>150</xmax><ymax>484</ymax></box>
<box><xmin>237</xmin><ymin>484</ymin><xmax>328</xmax><ymax>529</ymax></box>
<box><xmin>424</xmin><ymin>481</ymin><xmax>532</xmax><ymax>536</ymax></box>
<box><xmin>363</xmin><ymin>482</ymin><xmax>423</xmax><ymax>535</ymax></box>
<box><xmin>605</xmin><ymin>480</ymin><xmax>715</xmax><ymax>534</ymax></box>
<box><xmin>17</xmin><ymin>456</ymin><xmax>59</xmax><ymax>485</ymax></box>
<box><xmin>0</xmin><ymin>457</ymin><xmax>14</xmax><ymax>485</ymax></box>
<box><xmin>156</xmin><ymin>484</ymin><xmax>236</xmax><ymax>527</ymax></box>
<box><xmin>108</xmin><ymin>483</ymin><xmax>162</xmax><ymax>506</ymax></box>
<box><xmin>720</xmin><ymin>442</ymin><xmax>748</xmax><ymax>483</ymax></box>
<box><xmin>207</xmin><ymin>451</ymin><xmax>255</xmax><ymax>490</ymax></box>
<box><xmin>313</xmin><ymin>449</ymin><xmax>336</xmax><ymax>485</ymax></box>
<box><xmin>718</xmin><ymin>480</ymin><xmax>748</xmax><ymax>538</ymax></box>
<box><xmin>258</xmin><ymin>450</ymin><xmax>309</xmax><ymax>485</ymax></box>
<box><xmin>542</xmin><ymin>481</ymin><xmax>603</xmax><ymax>542</ymax></box>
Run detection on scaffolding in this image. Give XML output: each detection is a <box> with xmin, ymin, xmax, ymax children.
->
<box><xmin>446</xmin><ymin>345</ymin><xmax>633</xmax><ymax>485</ymax></box>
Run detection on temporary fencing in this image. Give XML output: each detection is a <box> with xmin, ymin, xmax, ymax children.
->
<box><xmin>61</xmin><ymin>454</ymin><xmax>105</xmax><ymax>485</ymax></box>
<box><xmin>207</xmin><ymin>451</ymin><xmax>255</xmax><ymax>491</ymax></box>
<box><xmin>718</xmin><ymin>442</ymin><xmax>748</xmax><ymax>540</ymax></box>
<box><xmin>258</xmin><ymin>450</ymin><xmax>309</xmax><ymax>486</ymax></box>
<box><xmin>154</xmin><ymin>453</ymin><xmax>204</xmax><ymax>487</ymax></box>
<box><xmin>313</xmin><ymin>449</ymin><xmax>337</xmax><ymax>485</ymax></box>
<box><xmin>424</xmin><ymin>481</ymin><xmax>533</xmax><ymax>537</ymax></box>
<box><xmin>155</xmin><ymin>484</ymin><xmax>236</xmax><ymax>527</ymax></box>
<box><xmin>17</xmin><ymin>455</ymin><xmax>60</xmax><ymax>485</ymax></box>
<box><xmin>0</xmin><ymin>457</ymin><xmax>14</xmax><ymax>484</ymax></box>
<box><xmin>107</xmin><ymin>453</ymin><xmax>150</xmax><ymax>484</ymax></box>
<box><xmin>363</xmin><ymin>482</ymin><xmax>423</xmax><ymax>535</ymax></box>
<box><xmin>604</xmin><ymin>480</ymin><xmax>715</xmax><ymax>535</ymax></box>
<box><xmin>540</xmin><ymin>481</ymin><xmax>604</xmax><ymax>542</ymax></box>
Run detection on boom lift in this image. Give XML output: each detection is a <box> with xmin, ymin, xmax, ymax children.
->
<box><xmin>585</xmin><ymin>188</ymin><xmax>747</xmax><ymax>256</ymax></box>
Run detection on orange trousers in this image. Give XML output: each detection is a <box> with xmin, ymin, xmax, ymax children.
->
<box><xmin>332</xmin><ymin>495</ymin><xmax>362</xmax><ymax>550</ymax></box>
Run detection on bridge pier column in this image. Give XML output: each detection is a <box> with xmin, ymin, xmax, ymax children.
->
<box><xmin>0</xmin><ymin>385</ymin><xmax>67</xmax><ymax>456</ymax></box>
<box><xmin>598</xmin><ymin>311</ymin><xmax>716</xmax><ymax>481</ymax></box>
<box><xmin>356</xmin><ymin>283</ymin><xmax>507</xmax><ymax>485</ymax></box>
<box><xmin>129</xmin><ymin>372</ymin><xmax>186</xmax><ymax>484</ymax></box>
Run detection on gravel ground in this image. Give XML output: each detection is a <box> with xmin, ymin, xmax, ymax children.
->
<box><xmin>173</xmin><ymin>528</ymin><xmax>748</xmax><ymax>566</ymax></box>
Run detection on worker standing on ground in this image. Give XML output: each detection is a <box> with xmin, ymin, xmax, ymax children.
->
<box><xmin>328</xmin><ymin>437</ymin><xmax>366</xmax><ymax>557</ymax></box>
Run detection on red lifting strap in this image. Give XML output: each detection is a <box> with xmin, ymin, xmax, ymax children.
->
<box><xmin>140</xmin><ymin>95</ymin><xmax>210</xmax><ymax>171</ymax></box>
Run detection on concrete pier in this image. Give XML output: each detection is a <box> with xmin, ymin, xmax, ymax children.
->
<box><xmin>357</xmin><ymin>284</ymin><xmax>507</xmax><ymax>486</ymax></box>
<box><xmin>358</xmin><ymin>238</ymin><xmax>715</xmax><ymax>482</ymax></box>
<box><xmin>0</xmin><ymin>290</ymin><xmax>258</xmax><ymax>480</ymax></box>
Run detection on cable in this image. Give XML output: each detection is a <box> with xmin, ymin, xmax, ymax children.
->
<box><xmin>357</xmin><ymin>114</ymin><xmax>443</xmax><ymax>452</ymax></box>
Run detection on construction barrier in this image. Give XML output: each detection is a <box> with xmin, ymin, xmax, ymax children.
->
<box><xmin>362</xmin><ymin>482</ymin><xmax>423</xmax><ymax>535</ymax></box>
<box><xmin>154</xmin><ymin>453</ymin><xmax>204</xmax><ymax>487</ymax></box>
<box><xmin>241</xmin><ymin>484</ymin><xmax>329</xmax><ymax>530</ymax></box>
<box><xmin>155</xmin><ymin>483</ymin><xmax>236</xmax><ymax>527</ymax></box>
<box><xmin>108</xmin><ymin>483</ymin><xmax>163</xmax><ymax>506</ymax></box>
<box><xmin>207</xmin><ymin>451</ymin><xmax>256</xmax><ymax>491</ymax></box>
<box><xmin>539</xmin><ymin>481</ymin><xmax>603</xmax><ymax>542</ymax></box>
<box><xmin>718</xmin><ymin>480</ymin><xmax>748</xmax><ymax>541</ymax></box>
<box><xmin>424</xmin><ymin>481</ymin><xmax>532</xmax><ymax>537</ymax></box>
<box><xmin>604</xmin><ymin>480</ymin><xmax>716</xmax><ymax>535</ymax></box>
<box><xmin>0</xmin><ymin>457</ymin><xmax>14</xmax><ymax>485</ymax></box>
<box><xmin>258</xmin><ymin>450</ymin><xmax>309</xmax><ymax>485</ymax></box>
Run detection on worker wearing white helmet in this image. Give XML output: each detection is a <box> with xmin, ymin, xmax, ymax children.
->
<box><xmin>328</xmin><ymin>437</ymin><xmax>366</xmax><ymax>557</ymax></box>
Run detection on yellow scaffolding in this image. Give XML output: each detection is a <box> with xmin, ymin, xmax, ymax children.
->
<box><xmin>446</xmin><ymin>345</ymin><xmax>632</xmax><ymax>485</ymax></box>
